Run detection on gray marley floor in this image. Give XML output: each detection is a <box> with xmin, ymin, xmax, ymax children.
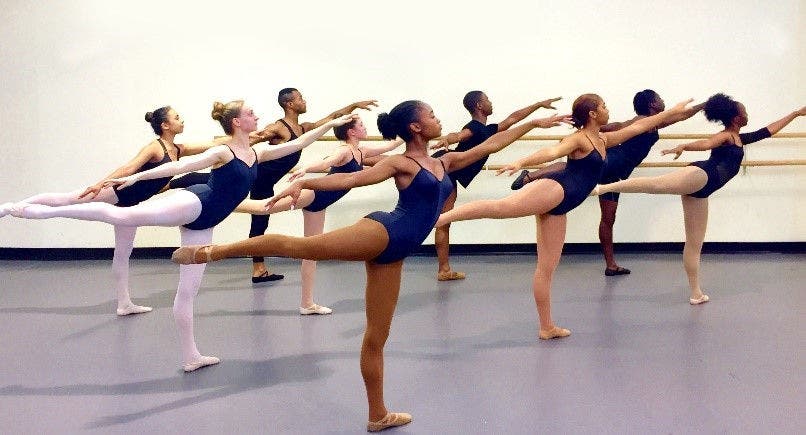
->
<box><xmin>0</xmin><ymin>253</ymin><xmax>803</xmax><ymax>434</ymax></box>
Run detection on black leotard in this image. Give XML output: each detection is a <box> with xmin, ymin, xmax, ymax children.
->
<box><xmin>364</xmin><ymin>157</ymin><xmax>455</xmax><ymax>264</ymax></box>
<box><xmin>542</xmin><ymin>135</ymin><xmax>606</xmax><ymax>215</ymax></box>
<box><xmin>303</xmin><ymin>149</ymin><xmax>363</xmax><ymax>212</ymax></box>
<box><xmin>115</xmin><ymin>139</ymin><xmax>179</xmax><ymax>207</ymax></box>
<box><xmin>687</xmin><ymin>128</ymin><xmax>770</xmax><ymax>198</ymax></box>
<box><xmin>599</xmin><ymin>130</ymin><xmax>659</xmax><ymax>202</ymax></box>
<box><xmin>183</xmin><ymin>146</ymin><xmax>258</xmax><ymax>230</ymax></box>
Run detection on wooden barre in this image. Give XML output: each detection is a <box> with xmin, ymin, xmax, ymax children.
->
<box><xmin>484</xmin><ymin>159</ymin><xmax>806</xmax><ymax>170</ymax></box>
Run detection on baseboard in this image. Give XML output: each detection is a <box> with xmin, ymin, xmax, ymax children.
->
<box><xmin>1</xmin><ymin>242</ymin><xmax>803</xmax><ymax>261</ymax></box>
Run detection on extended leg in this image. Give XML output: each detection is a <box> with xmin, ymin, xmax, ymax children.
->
<box><xmin>437</xmin><ymin>179</ymin><xmax>564</xmax><ymax>226</ymax></box>
<box><xmin>597</xmin><ymin>166</ymin><xmax>707</xmax><ymax>196</ymax></box>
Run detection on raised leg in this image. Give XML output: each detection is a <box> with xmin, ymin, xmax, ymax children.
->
<box><xmin>597</xmin><ymin>166</ymin><xmax>707</xmax><ymax>196</ymax></box>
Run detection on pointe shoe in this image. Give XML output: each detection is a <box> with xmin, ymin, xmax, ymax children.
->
<box><xmin>367</xmin><ymin>412</ymin><xmax>412</xmax><ymax>432</ymax></box>
<box><xmin>689</xmin><ymin>294</ymin><xmax>710</xmax><ymax>305</ymax></box>
<box><xmin>171</xmin><ymin>245</ymin><xmax>213</xmax><ymax>264</ymax></box>
<box><xmin>299</xmin><ymin>304</ymin><xmax>333</xmax><ymax>315</ymax></box>
<box><xmin>183</xmin><ymin>355</ymin><xmax>220</xmax><ymax>372</ymax></box>
<box><xmin>539</xmin><ymin>326</ymin><xmax>571</xmax><ymax>340</ymax></box>
<box><xmin>116</xmin><ymin>304</ymin><xmax>153</xmax><ymax>316</ymax></box>
<box><xmin>437</xmin><ymin>270</ymin><xmax>466</xmax><ymax>281</ymax></box>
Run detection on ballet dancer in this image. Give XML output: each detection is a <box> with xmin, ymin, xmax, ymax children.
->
<box><xmin>429</xmin><ymin>92</ymin><xmax>562</xmax><ymax>281</ymax></box>
<box><xmin>171</xmin><ymin>100</ymin><xmax>569</xmax><ymax>430</ymax></box>
<box><xmin>9</xmin><ymin>100</ymin><xmax>355</xmax><ymax>371</ymax></box>
<box><xmin>595</xmin><ymin>93</ymin><xmax>805</xmax><ymax>304</ymax></box>
<box><xmin>435</xmin><ymin>94</ymin><xmax>694</xmax><ymax>339</ymax></box>
<box><xmin>246</xmin><ymin>88</ymin><xmax>378</xmax><ymax>283</ymax></box>
<box><xmin>511</xmin><ymin>90</ymin><xmax>704</xmax><ymax>275</ymax></box>
<box><xmin>236</xmin><ymin>116</ymin><xmax>403</xmax><ymax>314</ymax></box>
<box><xmin>0</xmin><ymin>106</ymin><xmax>228</xmax><ymax>315</ymax></box>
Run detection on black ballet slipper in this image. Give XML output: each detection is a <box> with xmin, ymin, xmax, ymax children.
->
<box><xmin>604</xmin><ymin>267</ymin><xmax>631</xmax><ymax>276</ymax></box>
<box><xmin>252</xmin><ymin>272</ymin><xmax>285</xmax><ymax>284</ymax></box>
<box><xmin>510</xmin><ymin>170</ymin><xmax>531</xmax><ymax>190</ymax></box>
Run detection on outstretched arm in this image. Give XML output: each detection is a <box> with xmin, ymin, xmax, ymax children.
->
<box><xmin>266</xmin><ymin>156</ymin><xmax>401</xmax><ymax>209</ymax></box>
<box><xmin>254</xmin><ymin>114</ymin><xmax>357</xmax><ymax>162</ymax></box>
<box><xmin>250</xmin><ymin>122</ymin><xmax>284</xmax><ymax>145</ymax></box>
<box><xmin>79</xmin><ymin>142</ymin><xmax>162</xmax><ymax>199</ymax></box>
<box><xmin>359</xmin><ymin>138</ymin><xmax>405</xmax><ymax>158</ymax></box>
<box><xmin>497</xmin><ymin>97</ymin><xmax>562</xmax><ymax>131</ymax></box>
<box><xmin>764</xmin><ymin>106</ymin><xmax>806</xmax><ymax>136</ymax></box>
<box><xmin>661</xmin><ymin>132</ymin><xmax>733</xmax><ymax>159</ymax></box>
<box><xmin>603</xmin><ymin>99</ymin><xmax>694</xmax><ymax>146</ymax></box>
<box><xmin>657</xmin><ymin>102</ymin><xmax>705</xmax><ymax>129</ymax></box>
<box><xmin>429</xmin><ymin>128</ymin><xmax>473</xmax><ymax>150</ymax></box>
<box><xmin>287</xmin><ymin>147</ymin><xmax>352</xmax><ymax>182</ymax></box>
<box><xmin>104</xmin><ymin>146</ymin><xmax>231</xmax><ymax>189</ymax></box>
<box><xmin>442</xmin><ymin>114</ymin><xmax>571</xmax><ymax>173</ymax></box>
<box><xmin>300</xmin><ymin>99</ymin><xmax>378</xmax><ymax>131</ymax></box>
<box><xmin>497</xmin><ymin>135</ymin><xmax>582</xmax><ymax>176</ymax></box>
<box><xmin>178</xmin><ymin>135</ymin><xmax>232</xmax><ymax>156</ymax></box>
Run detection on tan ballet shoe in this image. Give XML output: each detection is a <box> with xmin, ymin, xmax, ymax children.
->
<box><xmin>437</xmin><ymin>270</ymin><xmax>466</xmax><ymax>281</ymax></box>
<box><xmin>171</xmin><ymin>245</ymin><xmax>213</xmax><ymax>264</ymax></box>
<box><xmin>183</xmin><ymin>355</ymin><xmax>220</xmax><ymax>372</ymax></box>
<box><xmin>539</xmin><ymin>326</ymin><xmax>571</xmax><ymax>340</ymax></box>
<box><xmin>689</xmin><ymin>294</ymin><xmax>710</xmax><ymax>305</ymax></box>
<box><xmin>367</xmin><ymin>412</ymin><xmax>412</xmax><ymax>432</ymax></box>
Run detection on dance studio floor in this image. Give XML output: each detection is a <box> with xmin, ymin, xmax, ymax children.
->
<box><xmin>0</xmin><ymin>252</ymin><xmax>803</xmax><ymax>434</ymax></box>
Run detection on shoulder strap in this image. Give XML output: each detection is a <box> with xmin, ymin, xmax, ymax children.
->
<box><xmin>404</xmin><ymin>155</ymin><xmax>424</xmax><ymax>169</ymax></box>
<box><xmin>278</xmin><ymin>119</ymin><xmax>299</xmax><ymax>137</ymax></box>
<box><xmin>156</xmin><ymin>138</ymin><xmax>168</xmax><ymax>153</ymax></box>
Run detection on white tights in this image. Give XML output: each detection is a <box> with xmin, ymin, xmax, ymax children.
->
<box><xmin>174</xmin><ymin>226</ymin><xmax>214</xmax><ymax>364</ymax></box>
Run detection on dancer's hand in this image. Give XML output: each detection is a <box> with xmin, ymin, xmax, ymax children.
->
<box><xmin>661</xmin><ymin>145</ymin><xmax>684</xmax><ymax>160</ymax></box>
<box><xmin>78</xmin><ymin>182</ymin><xmax>105</xmax><ymax>199</ymax></box>
<box><xmin>532</xmin><ymin>114</ymin><xmax>573</xmax><ymax>129</ymax></box>
<box><xmin>795</xmin><ymin>106</ymin><xmax>806</xmax><ymax>116</ymax></box>
<box><xmin>330</xmin><ymin>113</ymin><xmax>360</xmax><ymax>128</ymax></box>
<box><xmin>265</xmin><ymin>181</ymin><xmax>302</xmax><ymax>211</ymax></box>
<box><xmin>429</xmin><ymin>137</ymin><xmax>451</xmax><ymax>150</ymax></box>
<box><xmin>670</xmin><ymin>98</ymin><xmax>695</xmax><ymax>114</ymax></box>
<box><xmin>354</xmin><ymin>100</ymin><xmax>379</xmax><ymax>111</ymax></box>
<box><xmin>102</xmin><ymin>176</ymin><xmax>136</xmax><ymax>190</ymax></box>
<box><xmin>287</xmin><ymin>168</ymin><xmax>307</xmax><ymax>182</ymax></box>
<box><xmin>496</xmin><ymin>162</ymin><xmax>522</xmax><ymax>176</ymax></box>
<box><xmin>537</xmin><ymin>97</ymin><xmax>562</xmax><ymax>110</ymax></box>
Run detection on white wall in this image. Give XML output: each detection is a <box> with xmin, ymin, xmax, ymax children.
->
<box><xmin>1</xmin><ymin>0</ymin><xmax>804</xmax><ymax>248</ymax></box>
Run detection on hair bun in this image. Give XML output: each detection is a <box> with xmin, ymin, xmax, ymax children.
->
<box><xmin>211</xmin><ymin>101</ymin><xmax>225</xmax><ymax>121</ymax></box>
<box><xmin>144</xmin><ymin>111</ymin><xmax>154</xmax><ymax>123</ymax></box>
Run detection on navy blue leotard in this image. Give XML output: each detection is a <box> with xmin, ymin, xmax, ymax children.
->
<box><xmin>543</xmin><ymin>135</ymin><xmax>606</xmax><ymax>215</ymax></box>
<box><xmin>431</xmin><ymin>120</ymin><xmax>499</xmax><ymax>189</ymax></box>
<box><xmin>599</xmin><ymin>130</ymin><xmax>659</xmax><ymax>202</ymax></box>
<box><xmin>303</xmin><ymin>149</ymin><xmax>363</xmax><ymax>212</ymax></box>
<box><xmin>687</xmin><ymin>127</ymin><xmax>770</xmax><ymax>198</ymax></box>
<box><xmin>183</xmin><ymin>146</ymin><xmax>258</xmax><ymax>230</ymax></box>
<box><xmin>115</xmin><ymin>139</ymin><xmax>179</xmax><ymax>207</ymax></box>
<box><xmin>365</xmin><ymin>156</ymin><xmax>455</xmax><ymax>264</ymax></box>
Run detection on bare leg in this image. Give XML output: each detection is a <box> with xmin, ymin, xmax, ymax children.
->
<box><xmin>534</xmin><ymin>213</ymin><xmax>570</xmax><ymax>339</ymax></box>
<box><xmin>597</xmin><ymin>166</ymin><xmax>707</xmax><ymax>196</ymax></box>
<box><xmin>174</xmin><ymin>227</ymin><xmax>219</xmax><ymax>372</ymax></box>
<box><xmin>437</xmin><ymin>179</ymin><xmax>565</xmax><ymax>227</ymax></box>
<box><xmin>599</xmin><ymin>198</ymin><xmax>628</xmax><ymax>274</ymax></box>
<box><xmin>174</xmin><ymin>218</ymin><xmax>389</xmax><ymax>264</ymax></box>
<box><xmin>234</xmin><ymin>190</ymin><xmax>315</xmax><ymax>215</ymax></box>
<box><xmin>361</xmin><ymin>260</ymin><xmax>411</xmax><ymax>429</ymax></box>
<box><xmin>299</xmin><ymin>209</ymin><xmax>331</xmax><ymax>314</ymax></box>
<box><xmin>681</xmin><ymin>195</ymin><xmax>710</xmax><ymax>304</ymax></box>
<box><xmin>112</xmin><ymin>225</ymin><xmax>152</xmax><ymax>316</ymax></box>
<box><xmin>11</xmin><ymin>190</ymin><xmax>202</xmax><ymax>227</ymax></box>
<box><xmin>434</xmin><ymin>187</ymin><xmax>464</xmax><ymax>280</ymax></box>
